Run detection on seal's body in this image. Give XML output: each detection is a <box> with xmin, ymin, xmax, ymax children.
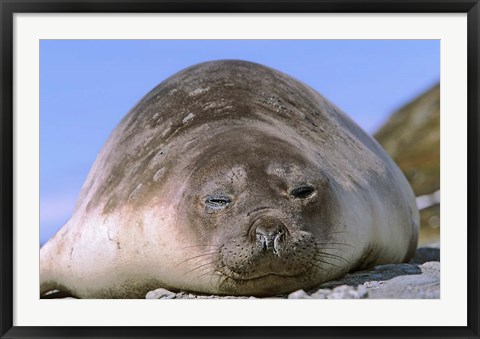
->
<box><xmin>40</xmin><ymin>60</ymin><xmax>419</xmax><ymax>298</ymax></box>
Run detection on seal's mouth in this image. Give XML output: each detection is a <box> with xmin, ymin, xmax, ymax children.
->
<box><xmin>220</xmin><ymin>264</ymin><xmax>304</xmax><ymax>282</ymax></box>
<box><xmin>228</xmin><ymin>273</ymin><xmax>301</xmax><ymax>282</ymax></box>
<box><xmin>216</xmin><ymin>267</ymin><xmax>311</xmax><ymax>296</ymax></box>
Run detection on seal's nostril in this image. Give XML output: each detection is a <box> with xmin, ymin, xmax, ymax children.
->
<box><xmin>256</xmin><ymin>233</ymin><xmax>267</xmax><ymax>250</ymax></box>
<box><xmin>254</xmin><ymin>223</ymin><xmax>285</xmax><ymax>254</ymax></box>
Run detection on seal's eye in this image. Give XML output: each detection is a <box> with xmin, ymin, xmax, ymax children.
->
<box><xmin>290</xmin><ymin>185</ymin><xmax>315</xmax><ymax>199</ymax></box>
<box><xmin>205</xmin><ymin>195</ymin><xmax>232</xmax><ymax>209</ymax></box>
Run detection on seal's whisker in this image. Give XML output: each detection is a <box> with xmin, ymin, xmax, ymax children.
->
<box><xmin>315</xmin><ymin>242</ymin><xmax>355</xmax><ymax>249</ymax></box>
<box><xmin>191</xmin><ymin>271</ymin><xmax>216</xmax><ymax>283</ymax></box>
<box><xmin>176</xmin><ymin>252</ymin><xmax>219</xmax><ymax>266</ymax></box>
<box><xmin>188</xmin><ymin>261</ymin><xmax>216</xmax><ymax>273</ymax></box>
<box><xmin>317</xmin><ymin>247</ymin><xmax>351</xmax><ymax>250</ymax></box>
<box><xmin>184</xmin><ymin>255</ymin><xmax>223</xmax><ymax>268</ymax></box>
<box><xmin>192</xmin><ymin>264</ymin><xmax>224</xmax><ymax>281</ymax></box>
<box><xmin>218</xmin><ymin>273</ymin><xmax>232</xmax><ymax>288</ymax></box>
<box><xmin>188</xmin><ymin>259</ymin><xmax>224</xmax><ymax>280</ymax></box>
<box><xmin>182</xmin><ymin>260</ymin><xmax>218</xmax><ymax>277</ymax></box>
<box><xmin>314</xmin><ymin>259</ymin><xmax>343</xmax><ymax>269</ymax></box>
<box><xmin>177</xmin><ymin>256</ymin><xmax>218</xmax><ymax>269</ymax></box>
<box><xmin>315</xmin><ymin>251</ymin><xmax>349</xmax><ymax>263</ymax></box>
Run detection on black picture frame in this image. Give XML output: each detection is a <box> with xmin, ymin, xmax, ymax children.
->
<box><xmin>1</xmin><ymin>1</ymin><xmax>478</xmax><ymax>338</ymax></box>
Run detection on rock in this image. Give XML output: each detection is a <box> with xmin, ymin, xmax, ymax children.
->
<box><xmin>288</xmin><ymin>289</ymin><xmax>310</xmax><ymax>299</ymax></box>
<box><xmin>317</xmin><ymin>263</ymin><xmax>421</xmax><ymax>289</ymax></box>
<box><xmin>420</xmin><ymin>261</ymin><xmax>440</xmax><ymax>280</ymax></box>
<box><xmin>309</xmin><ymin>289</ymin><xmax>332</xmax><ymax>299</ymax></box>
<box><xmin>374</xmin><ymin>84</ymin><xmax>439</xmax><ymax>197</ymax></box>
<box><xmin>424</xmin><ymin>241</ymin><xmax>440</xmax><ymax>248</ymax></box>
<box><xmin>362</xmin><ymin>281</ymin><xmax>384</xmax><ymax>289</ymax></box>
<box><xmin>326</xmin><ymin>285</ymin><xmax>368</xmax><ymax>299</ymax></box>
<box><xmin>374</xmin><ymin>84</ymin><xmax>440</xmax><ymax>247</ymax></box>
<box><xmin>288</xmin><ymin>285</ymin><xmax>368</xmax><ymax>299</ymax></box>
<box><xmin>301</xmin><ymin>246</ymin><xmax>439</xmax><ymax>299</ymax></box>
<box><xmin>368</xmin><ymin>274</ymin><xmax>439</xmax><ymax>299</ymax></box>
<box><xmin>409</xmin><ymin>247</ymin><xmax>440</xmax><ymax>264</ymax></box>
<box><xmin>145</xmin><ymin>288</ymin><xmax>176</xmax><ymax>299</ymax></box>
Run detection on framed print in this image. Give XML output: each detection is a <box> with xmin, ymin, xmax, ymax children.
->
<box><xmin>1</xmin><ymin>1</ymin><xmax>479</xmax><ymax>338</ymax></box>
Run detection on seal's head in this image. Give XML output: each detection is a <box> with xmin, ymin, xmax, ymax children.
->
<box><xmin>174</xmin><ymin>127</ymin><xmax>351</xmax><ymax>296</ymax></box>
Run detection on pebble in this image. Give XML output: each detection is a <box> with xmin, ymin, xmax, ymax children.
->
<box><xmin>420</xmin><ymin>261</ymin><xmax>440</xmax><ymax>279</ymax></box>
<box><xmin>287</xmin><ymin>289</ymin><xmax>310</xmax><ymax>299</ymax></box>
<box><xmin>145</xmin><ymin>288</ymin><xmax>176</xmax><ymax>299</ymax></box>
<box><xmin>327</xmin><ymin>285</ymin><xmax>368</xmax><ymax>299</ymax></box>
<box><xmin>309</xmin><ymin>289</ymin><xmax>332</xmax><ymax>299</ymax></box>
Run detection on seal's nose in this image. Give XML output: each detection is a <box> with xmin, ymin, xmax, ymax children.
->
<box><xmin>253</xmin><ymin>219</ymin><xmax>286</xmax><ymax>255</ymax></box>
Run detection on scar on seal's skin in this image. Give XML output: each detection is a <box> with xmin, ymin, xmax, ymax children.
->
<box><xmin>107</xmin><ymin>229</ymin><xmax>121</xmax><ymax>250</ymax></box>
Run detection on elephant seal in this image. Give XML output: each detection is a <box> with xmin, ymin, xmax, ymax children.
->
<box><xmin>40</xmin><ymin>60</ymin><xmax>419</xmax><ymax>298</ymax></box>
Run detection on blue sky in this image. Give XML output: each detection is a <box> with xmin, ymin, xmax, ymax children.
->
<box><xmin>40</xmin><ymin>40</ymin><xmax>440</xmax><ymax>245</ymax></box>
